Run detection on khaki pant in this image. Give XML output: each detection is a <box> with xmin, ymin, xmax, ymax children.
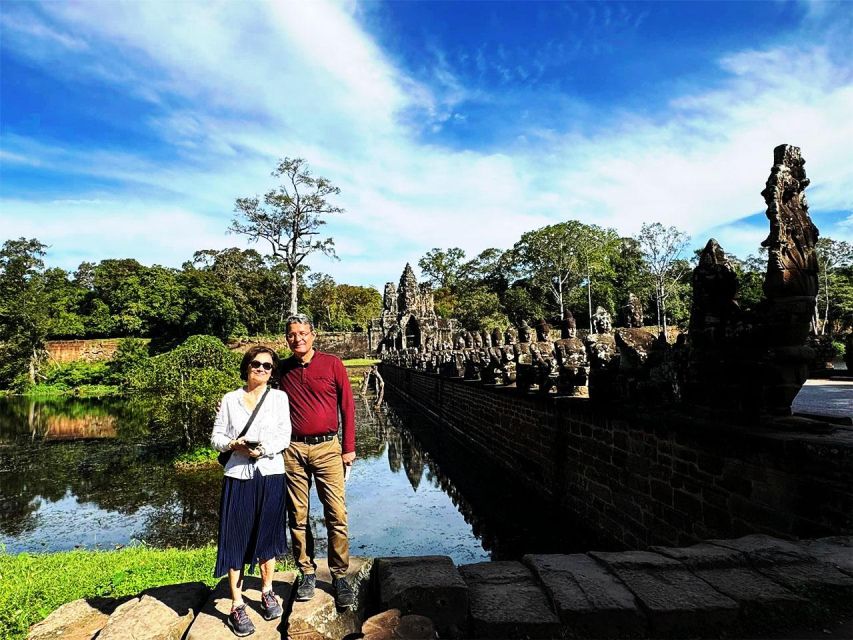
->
<box><xmin>284</xmin><ymin>438</ymin><xmax>349</xmax><ymax>577</ymax></box>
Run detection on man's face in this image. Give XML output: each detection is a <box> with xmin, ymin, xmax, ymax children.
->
<box><xmin>286</xmin><ymin>322</ymin><xmax>315</xmax><ymax>359</ymax></box>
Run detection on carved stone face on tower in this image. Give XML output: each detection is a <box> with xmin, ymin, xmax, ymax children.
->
<box><xmin>383</xmin><ymin>282</ymin><xmax>398</xmax><ymax>314</ymax></box>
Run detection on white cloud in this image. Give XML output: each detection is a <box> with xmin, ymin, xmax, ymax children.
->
<box><xmin>2</xmin><ymin>0</ymin><xmax>852</xmax><ymax>287</ymax></box>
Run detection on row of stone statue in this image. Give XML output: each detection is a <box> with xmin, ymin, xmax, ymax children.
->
<box><xmin>380</xmin><ymin>305</ymin><xmax>626</xmax><ymax>398</ymax></box>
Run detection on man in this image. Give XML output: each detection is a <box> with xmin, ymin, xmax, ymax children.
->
<box><xmin>280</xmin><ymin>313</ymin><xmax>356</xmax><ymax>608</ymax></box>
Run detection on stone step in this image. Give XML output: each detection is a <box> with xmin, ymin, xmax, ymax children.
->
<box><xmin>185</xmin><ymin>571</ymin><xmax>296</xmax><ymax>640</ymax></box>
<box><xmin>374</xmin><ymin>555</ymin><xmax>467</xmax><ymax>638</ymax></box>
<box><xmin>589</xmin><ymin>550</ymin><xmax>740</xmax><ymax>637</ymax></box>
<box><xmin>523</xmin><ymin>553</ymin><xmax>646</xmax><ymax>638</ymax></box>
<box><xmin>288</xmin><ymin>557</ymin><xmax>372</xmax><ymax>640</ymax></box>
<box><xmin>458</xmin><ymin>560</ymin><xmax>561</xmax><ymax>639</ymax></box>
<box><xmin>27</xmin><ymin>596</ymin><xmax>126</xmax><ymax>640</ymax></box>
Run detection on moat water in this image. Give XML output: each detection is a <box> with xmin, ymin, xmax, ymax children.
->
<box><xmin>0</xmin><ymin>393</ymin><xmax>607</xmax><ymax>562</ymax></box>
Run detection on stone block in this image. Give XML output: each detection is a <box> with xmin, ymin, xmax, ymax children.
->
<box><xmin>523</xmin><ymin>553</ymin><xmax>646</xmax><ymax>637</ymax></box>
<box><xmin>589</xmin><ymin>550</ymin><xmax>739</xmax><ymax>637</ymax></box>
<box><xmin>458</xmin><ymin>560</ymin><xmax>560</xmax><ymax>639</ymax></box>
<box><xmin>28</xmin><ymin>597</ymin><xmax>122</xmax><ymax>640</ymax></box>
<box><xmin>710</xmin><ymin>535</ymin><xmax>853</xmax><ymax>606</ymax></box>
<box><xmin>98</xmin><ymin>581</ymin><xmax>209</xmax><ymax>640</ymax></box>
<box><xmin>652</xmin><ymin>542</ymin><xmax>809</xmax><ymax>630</ymax></box>
<box><xmin>186</xmin><ymin>571</ymin><xmax>295</xmax><ymax>640</ymax></box>
<box><xmin>287</xmin><ymin>557</ymin><xmax>373</xmax><ymax>640</ymax></box>
<box><xmin>802</xmin><ymin>536</ymin><xmax>853</xmax><ymax>577</ymax></box>
<box><xmin>375</xmin><ymin>555</ymin><xmax>467</xmax><ymax>637</ymax></box>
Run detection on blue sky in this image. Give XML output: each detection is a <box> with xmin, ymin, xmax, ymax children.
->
<box><xmin>1</xmin><ymin>0</ymin><xmax>852</xmax><ymax>290</ymax></box>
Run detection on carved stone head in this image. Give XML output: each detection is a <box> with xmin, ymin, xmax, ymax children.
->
<box><xmin>534</xmin><ymin>319</ymin><xmax>551</xmax><ymax>342</ymax></box>
<box><xmin>491</xmin><ymin>328</ymin><xmax>504</xmax><ymax>346</ymax></box>
<box><xmin>560</xmin><ymin>310</ymin><xmax>577</xmax><ymax>339</ymax></box>
<box><xmin>504</xmin><ymin>326</ymin><xmax>518</xmax><ymax>345</ymax></box>
<box><xmin>592</xmin><ymin>307</ymin><xmax>613</xmax><ymax>334</ymax></box>
<box><xmin>518</xmin><ymin>321</ymin><xmax>531</xmax><ymax>344</ymax></box>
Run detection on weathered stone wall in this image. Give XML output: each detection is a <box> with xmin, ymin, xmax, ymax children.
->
<box><xmin>230</xmin><ymin>332</ymin><xmax>369</xmax><ymax>359</ymax></box>
<box><xmin>381</xmin><ymin>364</ymin><xmax>853</xmax><ymax>550</ymax></box>
<box><xmin>45</xmin><ymin>339</ymin><xmax>125</xmax><ymax>363</ymax></box>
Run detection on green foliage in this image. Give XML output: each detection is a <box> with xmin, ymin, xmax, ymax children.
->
<box><xmin>43</xmin><ymin>361</ymin><xmax>109</xmax><ymax>388</ymax></box>
<box><xmin>107</xmin><ymin>338</ymin><xmax>151</xmax><ymax>385</ymax></box>
<box><xmin>129</xmin><ymin>335</ymin><xmax>241</xmax><ymax>447</ymax></box>
<box><xmin>173</xmin><ymin>445</ymin><xmax>219</xmax><ymax>468</ymax></box>
<box><xmin>0</xmin><ymin>238</ymin><xmax>50</xmax><ymax>389</ymax></box>
<box><xmin>304</xmin><ymin>273</ymin><xmax>381</xmax><ymax>331</ymax></box>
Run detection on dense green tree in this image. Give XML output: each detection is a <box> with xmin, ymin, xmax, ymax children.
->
<box><xmin>231</xmin><ymin>157</ymin><xmax>343</xmax><ymax>314</ymax></box>
<box><xmin>0</xmin><ymin>238</ymin><xmax>50</xmax><ymax>388</ymax></box>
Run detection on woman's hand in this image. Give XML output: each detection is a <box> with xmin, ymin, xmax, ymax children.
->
<box><xmin>231</xmin><ymin>438</ymin><xmax>253</xmax><ymax>455</ymax></box>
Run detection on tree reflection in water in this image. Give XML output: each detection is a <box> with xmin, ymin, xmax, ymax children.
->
<box><xmin>1</xmin><ymin>394</ymin><xmax>615</xmax><ymax>559</ymax></box>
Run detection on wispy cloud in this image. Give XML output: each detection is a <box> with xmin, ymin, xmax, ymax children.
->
<box><xmin>1</xmin><ymin>0</ymin><xmax>851</xmax><ymax>288</ymax></box>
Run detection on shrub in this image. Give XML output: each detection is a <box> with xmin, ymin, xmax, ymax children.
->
<box><xmin>107</xmin><ymin>338</ymin><xmax>150</xmax><ymax>385</ymax></box>
<box><xmin>128</xmin><ymin>335</ymin><xmax>240</xmax><ymax>447</ymax></box>
<box><xmin>43</xmin><ymin>361</ymin><xmax>109</xmax><ymax>388</ymax></box>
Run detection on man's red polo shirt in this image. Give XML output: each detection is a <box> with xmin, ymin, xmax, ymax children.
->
<box><xmin>279</xmin><ymin>350</ymin><xmax>355</xmax><ymax>454</ymax></box>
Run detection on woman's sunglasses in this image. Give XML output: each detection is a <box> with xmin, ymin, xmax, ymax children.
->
<box><xmin>250</xmin><ymin>361</ymin><xmax>274</xmax><ymax>371</ymax></box>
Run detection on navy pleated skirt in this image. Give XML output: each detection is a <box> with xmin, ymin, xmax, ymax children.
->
<box><xmin>214</xmin><ymin>469</ymin><xmax>287</xmax><ymax>577</ymax></box>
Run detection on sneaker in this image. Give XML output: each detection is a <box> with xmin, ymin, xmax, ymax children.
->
<box><xmin>332</xmin><ymin>576</ymin><xmax>355</xmax><ymax>608</ymax></box>
<box><xmin>228</xmin><ymin>604</ymin><xmax>255</xmax><ymax>637</ymax></box>
<box><xmin>260</xmin><ymin>589</ymin><xmax>282</xmax><ymax>620</ymax></box>
<box><xmin>295</xmin><ymin>573</ymin><xmax>316</xmax><ymax>601</ymax></box>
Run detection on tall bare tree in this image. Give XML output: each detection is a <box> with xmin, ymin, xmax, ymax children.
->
<box><xmin>814</xmin><ymin>237</ymin><xmax>853</xmax><ymax>335</ymax></box>
<box><xmin>231</xmin><ymin>157</ymin><xmax>343</xmax><ymax>315</ymax></box>
<box><xmin>637</xmin><ymin>222</ymin><xmax>690</xmax><ymax>336</ymax></box>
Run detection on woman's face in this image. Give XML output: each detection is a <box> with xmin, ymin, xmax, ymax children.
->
<box><xmin>247</xmin><ymin>351</ymin><xmax>274</xmax><ymax>385</ymax></box>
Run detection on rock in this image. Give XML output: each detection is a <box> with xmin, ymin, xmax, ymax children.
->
<box><xmin>710</xmin><ymin>535</ymin><xmax>853</xmax><ymax>606</ymax></box>
<box><xmin>375</xmin><ymin>555</ymin><xmax>466</xmax><ymax>637</ymax></box>
<box><xmin>523</xmin><ymin>553</ymin><xmax>646</xmax><ymax>637</ymax></box>
<box><xmin>458</xmin><ymin>561</ymin><xmax>560</xmax><ymax>639</ymax></box>
<box><xmin>28</xmin><ymin>597</ymin><xmax>122</xmax><ymax>640</ymax></box>
<box><xmin>615</xmin><ymin>329</ymin><xmax>656</xmax><ymax>370</ymax></box>
<box><xmin>287</xmin><ymin>557</ymin><xmax>372</xmax><ymax>640</ymax></box>
<box><xmin>186</xmin><ymin>571</ymin><xmax>295</xmax><ymax>640</ymax></box>
<box><xmin>395</xmin><ymin>614</ymin><xmax>435</xmax><ymax>639</ymax></box>
<box><xmin>652</xmin><ymin>542</ymin><xmax>809</xmax><ymax>631</ymax></box>
<box><xmin>362</xmin><ymin>609</ymin><xmax>402</xmax><ymax>640</ymax></box>
<box><xmin>97</xmin><ymin>581</ymin><xmax>209</xmax><ymax>640</ymax></box>
<box><xmin>589</xmin><ymin>550</ymin><xmax>739</xmax><ymax>637</ymax></box>
<box><xmin>802</xmin><ymin>536</ymin><xmax>853</xmax><ymax>577</ymax></box>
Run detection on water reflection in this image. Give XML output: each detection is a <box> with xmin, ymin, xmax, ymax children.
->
<box><xmin>0</xmin><ymin>394</ymin><xmax>614</xmax><ymax>561</ymax></box>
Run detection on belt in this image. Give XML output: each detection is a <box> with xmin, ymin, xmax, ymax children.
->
<box><xmin>292</xmin><ymin>433</ymin><xmax>337</xmax><ymax>444</ymax></box>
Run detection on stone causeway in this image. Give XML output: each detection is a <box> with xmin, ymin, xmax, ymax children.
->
<box><xmin>28</xmin><ymin>534</ymin><xmax>853</xmax><ymax>639</ymax></box>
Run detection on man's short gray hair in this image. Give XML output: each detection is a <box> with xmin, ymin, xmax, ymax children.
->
<box><xmin>285</xmin><ymin>313</ymin><xmax>315</xmax><ymax>333</ymax></box>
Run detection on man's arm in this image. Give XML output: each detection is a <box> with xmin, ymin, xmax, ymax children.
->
<box><xmin>334</xmin><ymin>357</ymin><xmax>356</xmax><ymax>464</ymax></box>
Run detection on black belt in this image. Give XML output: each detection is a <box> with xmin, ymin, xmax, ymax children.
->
<box><xmin>292</xmin><ymin>433</ymin><xmax>337</xmax><ymax>444</ymax></box>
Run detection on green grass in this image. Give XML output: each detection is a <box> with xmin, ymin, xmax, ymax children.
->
<box><xmin>22</xmin><ymin>383</ymin><xmax>120</xmax><ymax>398</ymax></box>
<box><xmin>0</xmin><ymin>545</ymin><xmax>295</xmax><ymax>640</ymax></box>
<box><xmin>173</xmin><ymin>445</ymin><xmax>220</xmax><ymax>470</ymax></box>
<box><xmin>342</xmin><ymin>358</ymin><xmax>379</xmax><ymax>367</ymax></box>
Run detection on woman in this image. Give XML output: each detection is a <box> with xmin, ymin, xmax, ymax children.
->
<box><xmin>211</xmin><ymin>345</ymin><xmax>291</xmax><ymax>637</ymax></box>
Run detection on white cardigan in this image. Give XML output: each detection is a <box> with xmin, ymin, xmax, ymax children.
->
<box><xmin>210</xmin><ymin>387</ymin><xmax>292</xmax><ymax>479</ymax></box>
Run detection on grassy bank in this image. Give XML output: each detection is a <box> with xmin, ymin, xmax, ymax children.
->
<box><xmin>23</xmin><ymin>383</ymin><xmax>120</xmax><ymax>398</ymax></box>
<box><xmin>0</xmin><ymin>545</ymin><xmax>294</xmax><ymax>640</ymax></box>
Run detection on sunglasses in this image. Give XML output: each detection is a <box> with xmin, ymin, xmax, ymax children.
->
<box><xmin>249</xmin><ymin>361</ymin><xmax>273</xmax><ymax>371</ymax></box>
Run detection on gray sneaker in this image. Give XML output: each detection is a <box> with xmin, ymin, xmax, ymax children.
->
<box><xmin>228</xmin><ymin>604</ymin><xmax>255</xmax><ymax>637</ymax></box>
<box><xmin>332</xmin><ymin>576</ymin><xmax>355</xmax><ymax>608</ymax></box>
<box><xmin>260</xmin><ymin>589</ymin><xmax>282</xmax><ymax>620</ymax></box>
<box><xmin>295</xmin><ymin>573</ymin><xmax>316</xmax><ymax>601</ymax></box>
